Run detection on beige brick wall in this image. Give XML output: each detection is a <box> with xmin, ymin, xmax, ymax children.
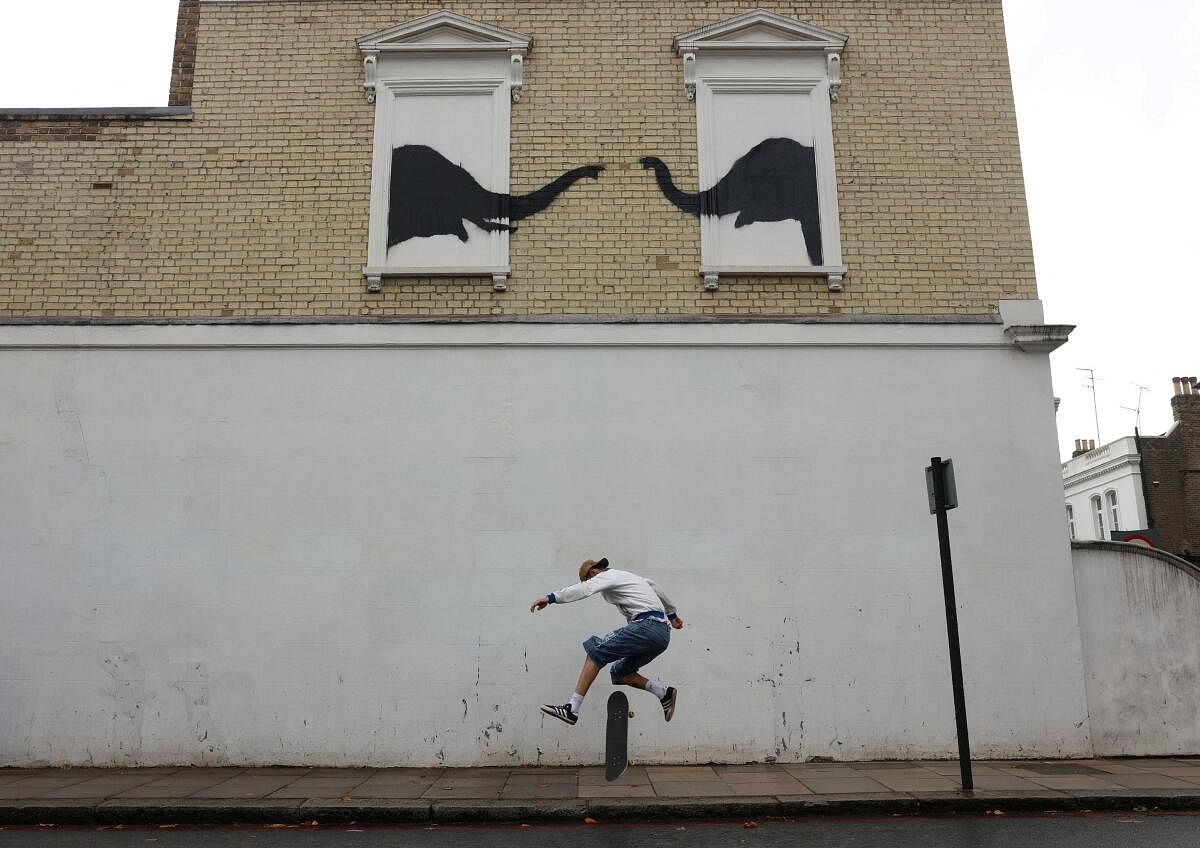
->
<box><xmin>0</xmin><ymin>1</ymin><xmax>1037</xmax><ymax>318</ymax></box>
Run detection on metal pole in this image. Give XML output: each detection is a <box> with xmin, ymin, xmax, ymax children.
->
<box><xmin>930</xmin><ymin>456</ymin><xmax>973</xmax><ymax>792</ymax></box>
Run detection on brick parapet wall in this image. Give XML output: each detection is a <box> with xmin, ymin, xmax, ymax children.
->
<box><xmin>169</xmin><ymin>0</ymin><xmax>200</xmax><ymax>107</ymax></box>
<box><xmin>0</xmin><ymin>1</ymin><xmax>1038</xmax><ymax>319</ymax></box>
<box><xmin>1139</xmin><ymin>394</ymin><xmax>1200</xmax><ymax>563</ymax></box>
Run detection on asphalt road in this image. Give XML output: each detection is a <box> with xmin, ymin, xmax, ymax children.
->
<box><xmin>1</xmin><ymin>814</ymin><xmax>1198</xmax><ymax>847</ymax></box>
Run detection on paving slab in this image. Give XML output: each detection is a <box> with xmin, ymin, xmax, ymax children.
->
<box><xmin>1026</xmin><ymin>775</ymin><xmax>1124</xmax><ymax>791</ymax></box>
<box><xmin>578</xmin><ymin>783</ymin><xmax>657</xmax><ymax>798</ymax></box>
<box><xmin>267</xmin><ymin>777</ymin><xmax>373</xmax><ymax>798</ymax></box>
<box><xmin>189</xmin><ymin>775</ymin><xmax>304</xmax><ymax>798</ymax></box>
<box><xmin>727</xmin><ymin>781</ymin><xmax>812</xmax><ymax>796</ymax></box>
<box><xmin>350</xmin><ymin>779</ymin><xmax>437</xmax><ymax>799</ymax></box>
<box><xmin>505</xmin><ymin>772</ymin><xmax>580</xmax><ymax>785</ymax></box>
<box><xmin>0</xmin><ymin>777</ymin><xmax>101</xmax><ymax>799</ymax></box>
<box><xmin>500</xmin><ymin>783</ymin><xmax>579</xmax><ymax>800</ymax></box>
<box><xmin>650</xmin><ymin>781</ymin><xmax>736</xmax><ymax>797</ymax></box>
<box><xmin>34</xmin><ymin>775</ymin><xmax>163</xmax><ymax>799</ymax></box>
<box><xmin>112</xmin><ymin>777</ymin><xmax>244</xmax><ymax>799</ymax></box>
<box><xmin>644</xmin><ymin>766</ymin><xmax>720</xmax><ymax>781</ymax></box>
<box><xmin>578</xmin><ymin>768</ymin><xmax>650</xmax><ymax>786</ymax></box>
<box><xmin>797</xmin><ymin>776</ymin><xmax>891</xmax><ymax>793</ymax></box>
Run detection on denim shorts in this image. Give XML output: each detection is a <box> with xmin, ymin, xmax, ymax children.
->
<box><xmin>582</xmin><ymin>618</ymin><xmax>671</xmax><ymax>683</ymax></box>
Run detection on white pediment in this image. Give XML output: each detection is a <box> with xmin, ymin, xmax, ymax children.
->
<box><xmin>674</xmin><ymin>10</ymin><xmax>847</xmax><ymax>53</ymax></box>
<box><xmin>357</xmin><ymin>11</ymin><xmax>531</xmax><ymax>54</ymax></box>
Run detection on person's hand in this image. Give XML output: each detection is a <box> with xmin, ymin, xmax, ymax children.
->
<box><xmin>671</xmin><ymin>616</ymin><xmax>684</xmax><ymax>630</ymax></box>
<box><xmin>530</xmin><ymin>596</ymin><xmax>550</xmax><ymax>613</ymax></box>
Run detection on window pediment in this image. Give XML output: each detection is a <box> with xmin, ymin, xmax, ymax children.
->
<box><xmin>356</xmin><ymin>11</ymin><xmax>531</xmax><ymax>53</ymax></box>
<box><xmin>358</xmin><ymin>12</ymin><xmax>531</xmax><ymax>105</ymax></box>
<box><xmin>674</xmin><ymin>10</ymin><xmax>848</xmax><ymax>53</ymax></box>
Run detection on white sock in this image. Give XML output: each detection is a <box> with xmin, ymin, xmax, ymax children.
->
<box><xmin>645</xmin><ymin>679</ymin><xmax>667</xmax><ymax>699</ymax></box>
<box><xmin>569</xmin><ymin>693</ymin><xmax>584</xmax><ymax>714</ymax></box>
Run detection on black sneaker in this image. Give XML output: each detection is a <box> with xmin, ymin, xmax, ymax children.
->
<box><xmin>540</xmin><ymin>703</ymin><xmax>578</xmax><ymax>726</ymax></box>
<box><xmin>660</xmin><ymin>686</ymin><xmax>677</xmax><ymax>722</ymax></box>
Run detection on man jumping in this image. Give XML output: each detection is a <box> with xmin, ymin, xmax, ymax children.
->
<box><xmin>529</xmin><ymin>557</ymin><xmax>684</xmax><ymax>726</ymax></box>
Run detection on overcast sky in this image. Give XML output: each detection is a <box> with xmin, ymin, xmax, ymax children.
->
<box><xmin>1</xmin><ymin>1</ymin><xmax>1196</xmax><ymax>462</ymax></box>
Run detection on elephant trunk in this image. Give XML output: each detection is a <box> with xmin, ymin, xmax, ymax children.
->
<box><xmin>507</xmin><ymin>164</ymin><xmax>604</xmax><ymax>220</ymax></box>
<box><xmin>640</xmin><ymin>156</ymin><xmax>700</xmax><ymax>216</ymax></box>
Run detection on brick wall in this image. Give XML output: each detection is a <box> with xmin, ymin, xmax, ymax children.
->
<box><xmin>1138</xmin><ymin>391</ymin><xmax>1200</xmax><ymax>563</ymax></box>
<box><xmin>0</xmin><ymin>1</ymin><xmax>1037</xmax><ymax>319</ymax></box>
<box><xmin>168</xmin><ymin>0</ymin><xmax>200</xmax><ymax>108</ymax></box>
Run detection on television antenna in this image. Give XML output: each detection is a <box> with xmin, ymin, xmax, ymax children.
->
<box><xmin>1120</xmin><ymin>381</ymin><xmax>1151</xmax><ymax>431</ymax></box>
<box><xmin>1076</xmin><ymin>367</ymin><xmax>1100</xmax><ymax>445</ymax></box>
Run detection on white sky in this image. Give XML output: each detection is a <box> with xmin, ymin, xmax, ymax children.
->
<box><xmin>1</xmin><ymin>1</ymin><xmax>1196</xmax><ymax>462</ymax></box>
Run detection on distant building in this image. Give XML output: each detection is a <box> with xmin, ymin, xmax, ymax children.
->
<box><xmin>1062</xmin><ymin>436</ymin><xmax>1148</xmax><ymax>543</ymax></box>
<box><xmin>1062</xmin><ymin>376</ymin><xmax>1199</xmax><ymax>563</ymax></box>
<box><xmin>1138</xmin><ymin>377</ymin><xmax>1200</xmax><ymax>563</ymax></box>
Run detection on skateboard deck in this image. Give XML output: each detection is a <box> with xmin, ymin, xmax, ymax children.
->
<box><xmin>604</xmin><ymin>690</ymin><xmax>630</xmax><ymax>781</ymax></box>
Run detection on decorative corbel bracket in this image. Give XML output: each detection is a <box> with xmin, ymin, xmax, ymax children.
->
<box><xmin>510</xmin><ymin>52</ymin><xmax>525</xmax><ymax>103</ymax></box>
<box><xmin>826</xmin><ymin>50</ymin><xmax>842</xmax><ymax>102</ymax></box>
<box><xmin>363</xmin><ymin>52</ymin><xmax>379</xmax><ymax>103</ymax></box>
<box><xmin>1004</xmin><ymin>324</ymin><xmax>1075</xmax><ymax>353</ymax></box>
<box><xmin>682</xmin><ymin>52</ymin><xmax>697</xmax><ymax>101</ymax></box>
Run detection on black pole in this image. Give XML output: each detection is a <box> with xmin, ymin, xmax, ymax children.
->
<box><xmin>931</xmin><ymin>456</ymin><xmax>973</xmax><ymax>792</ymax></box>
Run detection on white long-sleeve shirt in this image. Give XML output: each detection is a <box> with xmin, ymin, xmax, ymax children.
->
<box><xmin>549</xmin><ymin>568</ymin><xmax>678</xmax><ymax>622</ymax></box>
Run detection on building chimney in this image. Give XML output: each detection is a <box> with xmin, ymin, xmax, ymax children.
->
<box><xmin>1072</xmin><ymin>438</ymin><xmax>1096</xmax><ymax>458</ymax></box>
<box><xmin>1170</xmin><ymin>376</ymin><xmax>1200</xmax><ymax>422</ymax></box>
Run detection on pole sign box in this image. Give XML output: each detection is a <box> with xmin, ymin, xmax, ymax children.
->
<box><xmin>926</xmin><ymin>458</ymin><xmax>958</xmax><ymax>514</ymax></box>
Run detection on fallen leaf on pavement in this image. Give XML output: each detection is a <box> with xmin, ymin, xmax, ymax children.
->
<box><xmin>584</xmin><ymin>817</ymin><xmax>598</xmax><ymax>824</ymax></box>
<box><xmin>743</xmin><ymin>821</ymin><xmax>758</xmax><ymax>829</ymax></box>
<box><xmin>340</xmin><ymin>795</ymin><xmax>353</xmax><ymax>801</ymax></box>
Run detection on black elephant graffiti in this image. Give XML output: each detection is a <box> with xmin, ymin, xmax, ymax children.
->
<box><xmin>640</xmin><ymin>137</ymin><xmax>823</xmax><ymax>266</ymax></box>
<box><xmin>387</xmin><ymin>145</ymin><xmax>604</xmax><ymax>247</ymax></box>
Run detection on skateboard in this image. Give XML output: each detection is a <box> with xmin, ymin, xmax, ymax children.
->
<box><xmin>604</xmin><ymin>690</ymin><xmax>630</xmax><ymax>781</ymax></box>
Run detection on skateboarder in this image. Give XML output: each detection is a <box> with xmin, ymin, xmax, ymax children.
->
<box><xmin>529</xmin><ymin>557</ymin><xmax>684</xmax><ymax>726</ymax></box>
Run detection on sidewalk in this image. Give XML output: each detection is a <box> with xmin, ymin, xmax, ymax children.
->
<box><xmin>3</xmin><ymin>759</ymin><xmax>1200</xmax><ymax>825</ymax></box>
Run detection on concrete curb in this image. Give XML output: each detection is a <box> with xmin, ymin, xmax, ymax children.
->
<box><xmin>431</xmin><ymin>799</ymin><xmax>588</xmax><ymax>823</ymax></box>
<box><xmin>4</xmin><ymin>793</ymin><xmax>1200</xmax><ymax>826</ymax></box>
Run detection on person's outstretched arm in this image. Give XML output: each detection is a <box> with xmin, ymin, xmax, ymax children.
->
<box><xmin>647</xmin><ymin>578</ymin><xmax>684</xmax><ymax>628</ymax></box>
<box><xmin>529</xmin><ymin>570</ymin><xmax>619</xmax><ymax>613</ymax></box>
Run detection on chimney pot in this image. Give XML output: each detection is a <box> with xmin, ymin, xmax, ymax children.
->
<box><xmin>1173</xmin><ymin>377</ymin><xmax>1183</xmax><ymax>396</ymax></box>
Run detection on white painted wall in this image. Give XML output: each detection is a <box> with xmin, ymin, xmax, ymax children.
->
<box><xmin>1072</xmin><ymin>542</ymin><xmax>1200</xmax><ymax>756</ymax></box>
<box><xmin>1062</xmin><ymin>437</ymin><xmax>1148</xmax><ymax>541</ymax></box>
<box><xmin>0</xmin><ymin>322</ymin><xmax>1092</xmax><ymax>766</ymax></box>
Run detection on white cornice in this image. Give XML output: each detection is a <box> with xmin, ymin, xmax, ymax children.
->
<box><xmin>1063</xmin><ymin>455</ymin><xmax>1142</xmax><ymax>491</ymax></box>
<box><xmin>0</xmin><ymin>322</ymin><xmax>1021</xmax><ymax>351</ymax></box>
